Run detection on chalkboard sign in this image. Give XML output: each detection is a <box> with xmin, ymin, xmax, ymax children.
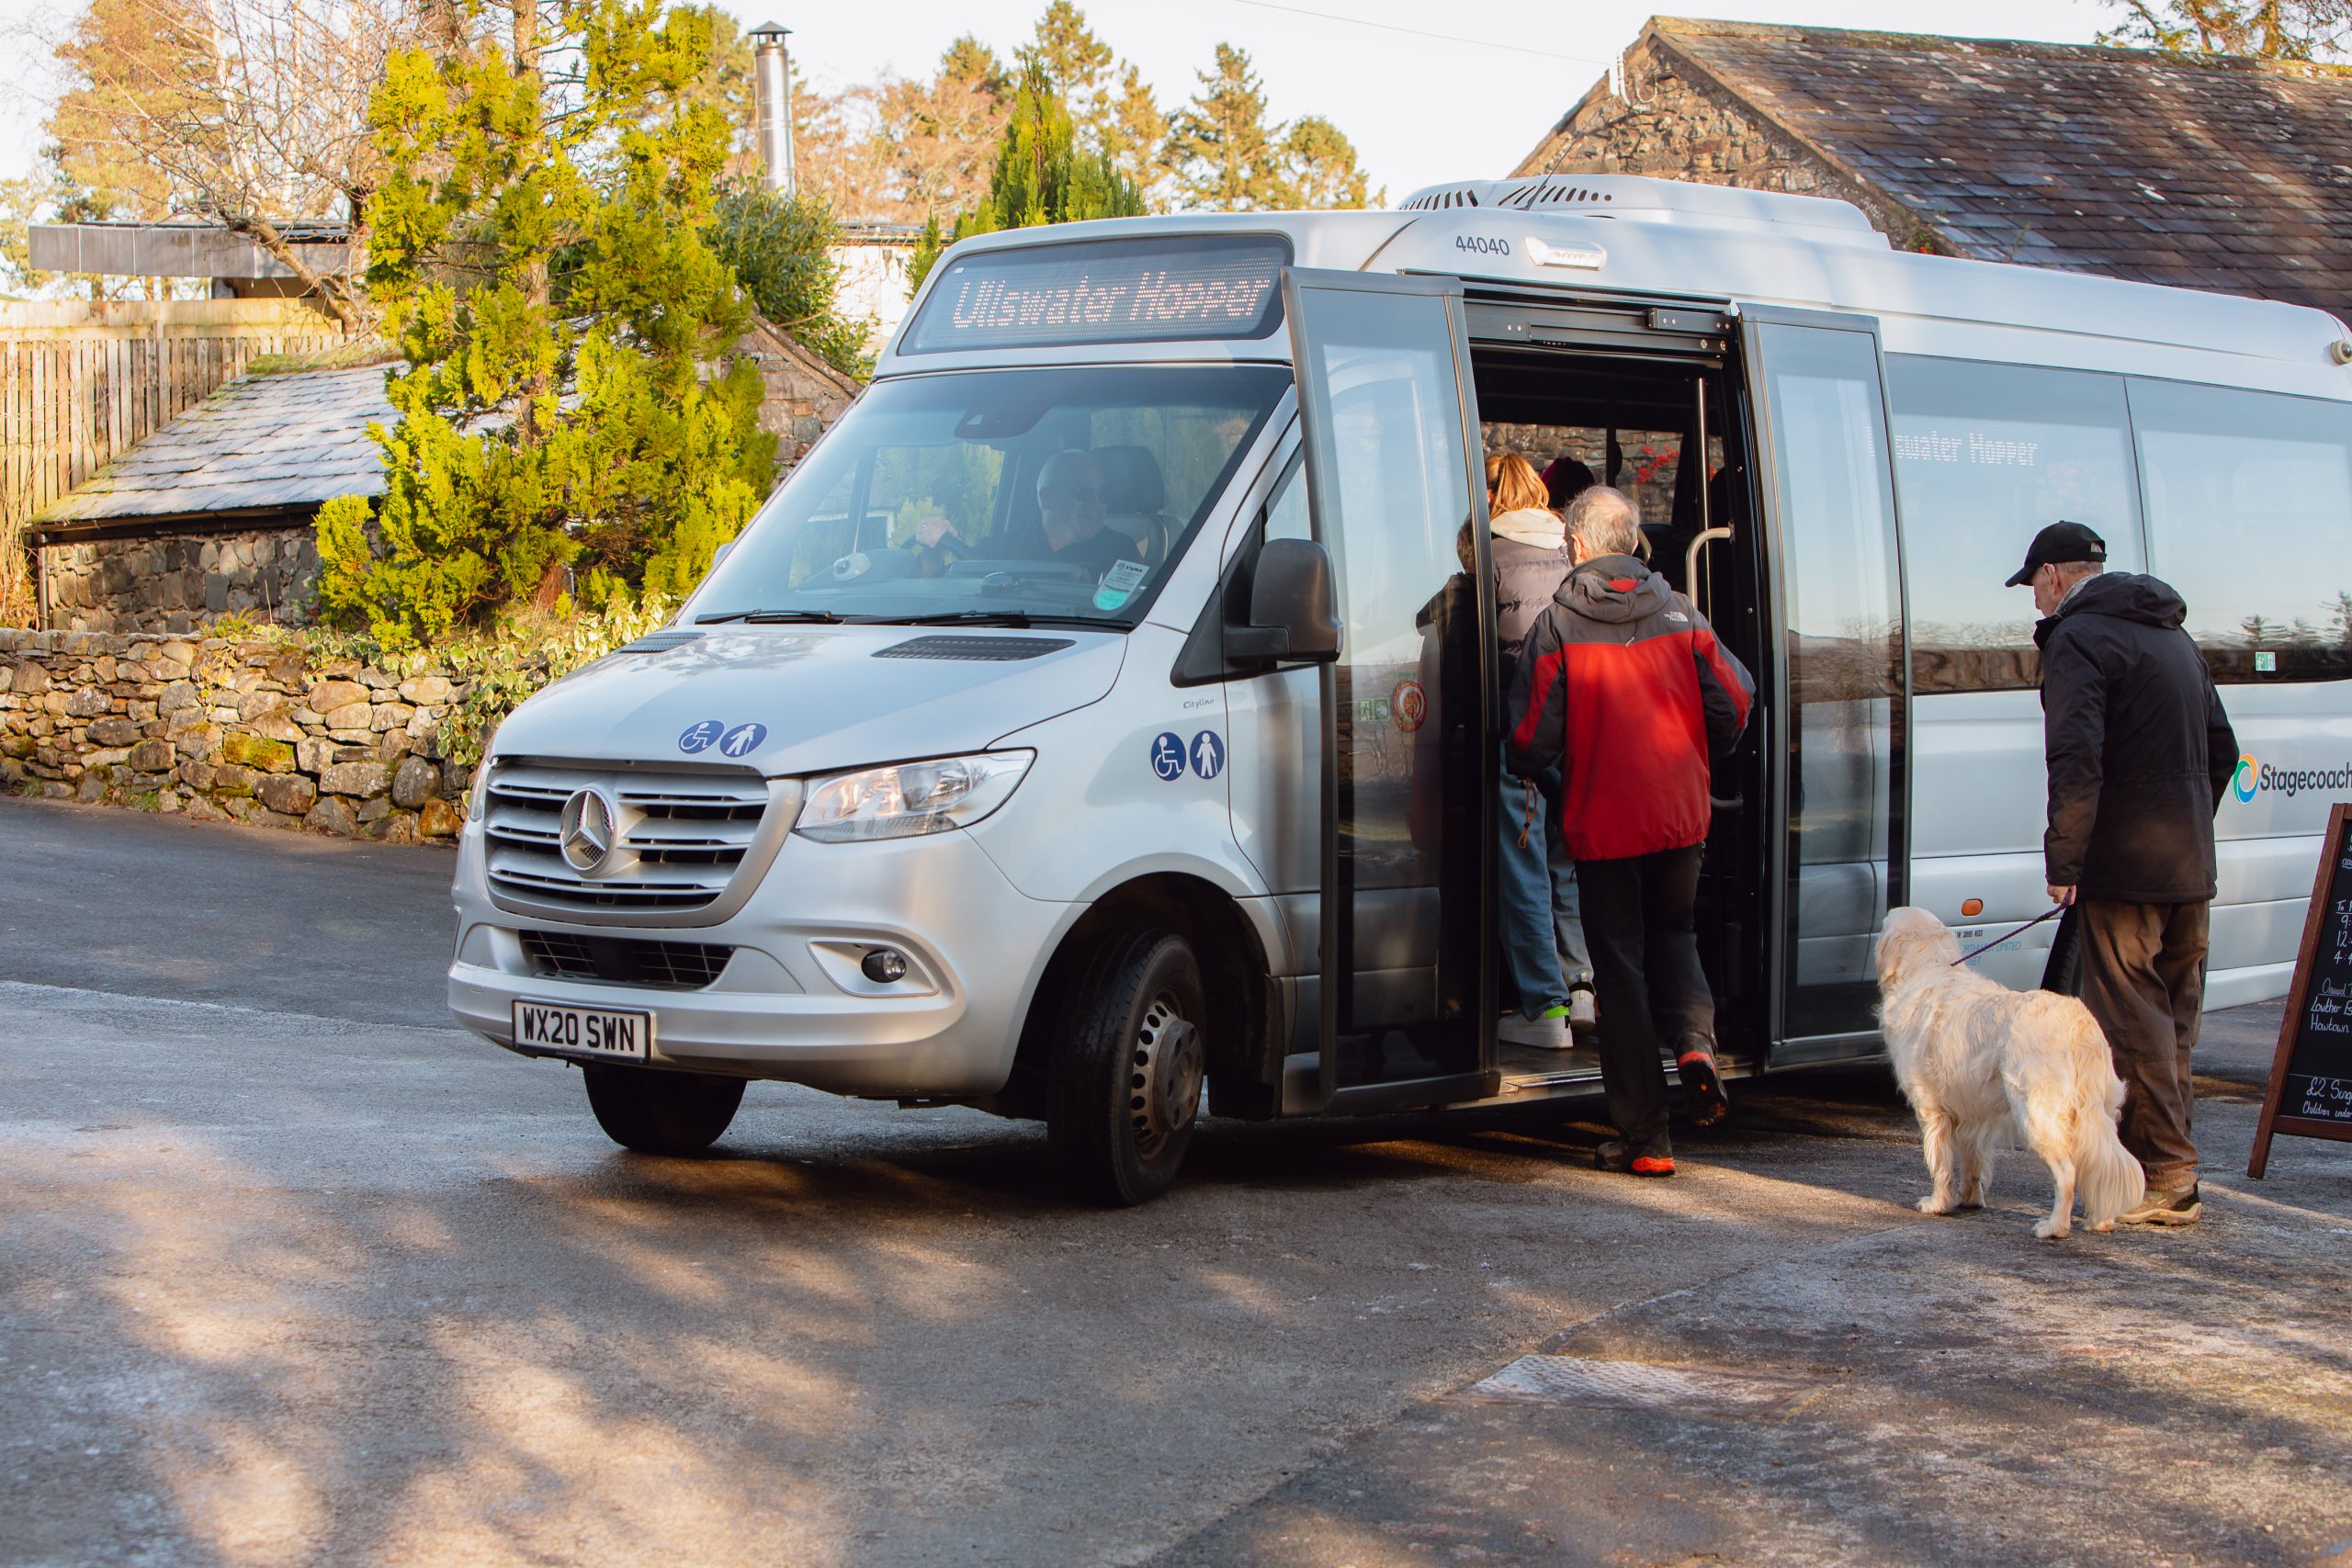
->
<box><xmin>2249</xmin><ymin>801</ymin><xmax>2352</xmax><ymax>1178</ymax></box>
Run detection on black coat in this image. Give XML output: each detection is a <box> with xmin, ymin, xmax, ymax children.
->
<box><xmin>2035</xmin><ymin>572</ymin><xmax>2238</xmax><ymax>903</ymax></box>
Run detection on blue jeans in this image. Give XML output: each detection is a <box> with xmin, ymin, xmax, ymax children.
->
<box><xmin>1498</xmin><ymin>760</ymin><xmax>1593</xmax><ymax>1020</ymax></box>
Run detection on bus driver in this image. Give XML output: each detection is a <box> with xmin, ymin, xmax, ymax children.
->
<box><xmin>912</xmin><ymin>449</ymin><xmax>1141</xmax><ymax>578</ymax></box>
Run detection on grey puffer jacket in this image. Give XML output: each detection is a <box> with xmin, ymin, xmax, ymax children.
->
<box><xmin>1489</xmin><ymin>508</ymin><xmax>1572</xmax><ymax>662</ymax></box>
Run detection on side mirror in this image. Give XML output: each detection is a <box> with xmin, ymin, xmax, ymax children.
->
<box><xmin>1227</xmin><ymin>537</ymin><xmax>1340</xmax><ymax>666</ymax></box>
<box><xmin>710</xmin><ymin>540</ymin><xmax>735</xmax><ymax>571</ymax></box>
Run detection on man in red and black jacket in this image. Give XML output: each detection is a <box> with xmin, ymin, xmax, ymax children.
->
<box><xmin>1508</xmin><ymin>485</ymin><xmax>1754</xmax><ymax>1176</ymax></box>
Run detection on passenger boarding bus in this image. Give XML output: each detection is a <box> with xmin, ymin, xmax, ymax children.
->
<box><xmin>448</xmin><ymin>175</ymin><xmax>2352</xmax><ymax>1203</ymax></box>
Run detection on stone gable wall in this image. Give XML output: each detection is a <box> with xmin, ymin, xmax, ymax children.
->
<box><xmin>0</xmin><ymin>626</ymin><xmax>473</xmax><ymax>845</ymax></box>
<box><xmin>1513</xmin><ymin>36</ymin><xmax>1928</xmax><ymax>249</ymax></box>
<box><xmin>40</xmin><ymin>525</ymin><xmax>321</xmax><ymax>636</ymax></box>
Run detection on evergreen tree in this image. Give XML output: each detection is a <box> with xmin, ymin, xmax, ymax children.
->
<box><xmin>1165</xmin><ymin>43</ymin><xmax>1286</xmax><ymax>211</ymax></box>
<box><xmin>907</xmin><ymin>57</ymin><xmax>1147</xmax><ymax>291</ymax></box>
<box><xmin>706</xmin><ymin>181</ymin><xmax>873</xmax><ymax>378</ymax></box>
<box><xmin>1165</xmin><ymin>43</ymin><xmax>1378</xmax><ymax>212</ymax></box>
<box><xmin>1280</xmin><ymin>116</ymin><xmax>1379</xmax><ymax>209</ymax></box>
<box><xmin>314</xmin><ymin>0</ymin><xmax>775</xmax><ymax>649</ymax></box>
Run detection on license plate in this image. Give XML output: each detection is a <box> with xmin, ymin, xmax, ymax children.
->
<box><xmin>512</xmin><ymin>1000</ymin><xmax>652</xmax><ymax>1061</ymax></box>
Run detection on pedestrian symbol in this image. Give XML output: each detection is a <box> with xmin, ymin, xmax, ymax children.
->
<box><xmin>679</xmin><ymin>719</ymin><xmax>726</xmax><ymax>754</ymax></box>
<box><xmin>1150</xmin><ymin>731</ymin><xmax>1186</xmax><ymax>782</ymax></box>
<box><xmin>1190</xmin><ymin>730</ymin><xmax>1225</xmax><ymax>780</ymax></box>
<box><xmin>718</xmin><ymin>722</ymin><xmax>768</xmax><ymax>758</ymax></box>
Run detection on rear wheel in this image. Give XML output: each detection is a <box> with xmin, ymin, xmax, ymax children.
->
<box><xmin>1047</xmin><ymin>931</ymin><xmax>1208</xmax><ymax>1206</ymax></box>
<box><xmin>582</xmin><ymin>1063</ymin><xmax>745</xmax><ymax>1155</ymax></box>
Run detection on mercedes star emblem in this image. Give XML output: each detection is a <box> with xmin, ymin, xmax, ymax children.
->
<box><xmin>559</xmin><ymin>786</ymin><xmax>617</xmax><ymax>874</ymax></box>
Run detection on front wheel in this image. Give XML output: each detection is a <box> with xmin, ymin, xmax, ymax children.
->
<box><xmin>582</xmin><ymin>1063</ymin><xmax>745</xmax><ymax>1156</ymax></box>
<box><xmin>1047</xmin><ymin>931</ymin><xmax>1208</xmax><ymax>1206</ymax></box>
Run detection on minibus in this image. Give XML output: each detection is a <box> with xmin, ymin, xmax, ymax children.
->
<box><xmin>447</xmin><ymin>175</ymin><xmax>2352</xmax><ymax>1203</ymax></box>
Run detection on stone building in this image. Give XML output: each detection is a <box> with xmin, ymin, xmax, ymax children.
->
<box><xmin>1514</xmin><ymin>17</ymin><xmax>2352</xmax><ymax>328</ymax></box>
<box><xmin>32</xmin><ymin>364</ymin><xmax>390</xmax><ymax>635</ymax></box>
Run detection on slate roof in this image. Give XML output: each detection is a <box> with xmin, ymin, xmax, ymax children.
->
<box><xmin>39</xmin><ymin>364</ymin><xmax>393</xmax><ymax>531</ymax></box>
<box><xmin>1573</xmin><ymin>18</ymin><xmax>2352</xmax><ymax>328</ymax></box>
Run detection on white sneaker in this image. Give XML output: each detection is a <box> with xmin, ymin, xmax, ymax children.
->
<box><xmin>1498</xmin><ymin>1008</ymin><xmax>1572</xmax><ymax>1050</ymax></box>
<box><xmin>1568</xmin><ymin>988</ymin><xmax>1598</xmax><ymax>1034</ymax></box>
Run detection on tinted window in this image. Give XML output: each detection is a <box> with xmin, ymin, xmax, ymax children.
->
<box><xmin>1888</xmin><ymin>357</ymin><xmax>2143</xmax><ymax>694</ymax></box>
<box><xmin>2131</xmin><ymin>378</ymin><xmax>2352</xmax><ymax>683</ymax></box>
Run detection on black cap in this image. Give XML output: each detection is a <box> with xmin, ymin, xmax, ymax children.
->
<box><xmin>2005</xmin><ymin>521</ymin><xmax>2107</xmax><ymax>587</ymax></box>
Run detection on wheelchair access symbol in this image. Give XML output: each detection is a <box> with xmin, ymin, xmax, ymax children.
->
<box><xmin>1150</xmin><ymin>731</ymin><xmax>1186</xmax><ymax>782</ymax></box>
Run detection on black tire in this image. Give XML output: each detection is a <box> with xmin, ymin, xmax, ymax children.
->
<box><xmin>582</xmin><ymin>1063</ymin><xmax>745</xmax><ymax>1156</ymax></box>
<box><xmin>1046</xmin><ymin>930</ymin><xmax>1208</xmax><ymax>1206</ymax></box>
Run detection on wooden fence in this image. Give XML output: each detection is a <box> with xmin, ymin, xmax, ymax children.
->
<box><xmin>1</xmin><ymin>299</ymin><xmax>345</xmax><ymax>533</ymax></box>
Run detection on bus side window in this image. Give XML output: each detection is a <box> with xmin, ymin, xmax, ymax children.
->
<box><xmin>1260</xmin><ymin>459</ymin><xmax>1311</xmax><ymax>547</ymax></box>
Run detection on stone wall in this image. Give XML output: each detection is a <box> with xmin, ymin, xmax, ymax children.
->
<box><xmin>739</xmin><ymin>316</ymin><xmax>861</xmax><ymax>468</ymax></box>
<box><xmin>1510</xmin><ymin>33</ymin><xmax>1932</xmax><ymax>251</ymax></box>
<box><xmin>0</xmin><ymin>626</ymin><xmax>471</xmax><ymax>845</ymax></box>
<box><xmin>40</xmin><ymin>525</ymin><xmax>320</xmax><ymax>636</ymax></box>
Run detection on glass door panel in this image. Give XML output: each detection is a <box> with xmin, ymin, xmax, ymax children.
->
<box><xmin>1746</xmin><ymin>318</ymin><xmax>1908</xmax><ymax>1044</ymax></box>
<box><xmin>1283</xmin><ymin>269</ymin><xmax>1494</xmax><ymax>1103</ymax></box>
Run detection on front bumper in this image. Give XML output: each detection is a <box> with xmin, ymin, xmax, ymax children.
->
<box><xmin>447</xmin><ymin>819</ymin><xmax>1068</xmax><ymax>1099</ymax></box>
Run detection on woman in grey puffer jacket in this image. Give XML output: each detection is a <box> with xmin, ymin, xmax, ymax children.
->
<box><xmin>1481</xmin><ymin>452</ymin><xmax>1595</xmax><ymax>1048</ymax></box>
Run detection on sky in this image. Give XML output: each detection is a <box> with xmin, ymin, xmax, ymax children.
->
<box><xmin>0</xmin><ymin>0</ymin><xmax>2120</xmax><ymax>207</ymax></box>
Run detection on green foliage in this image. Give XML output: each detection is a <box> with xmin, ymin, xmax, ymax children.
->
<box><xmin>908</xmin><ymin>56</ymin><xmax>1147</xmax><ymax>292</ymax></box>
<box><xmin>705</xmin><ymin>182</ymin><xmax>873</xmax><ymax>378</ymax></box>
<box><xmin>318</xmin><ymin>0</ymin><xmax>776</xmax><ymax>652</ymax></box>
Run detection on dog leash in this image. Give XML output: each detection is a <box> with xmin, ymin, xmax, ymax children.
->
<box><xmin>1951</xmin><ymin>905</ymin><xmax>2067</xmax><ymax>966</ymax></box>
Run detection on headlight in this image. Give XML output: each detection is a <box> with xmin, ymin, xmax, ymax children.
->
<box><xmin>794</xmin><ymin>750</ymin><xmax>1034</xmax><ymax>842</ymax></box>
<box><xmin>467</xmin><ymin>757</ymin><xmax>496</xmax><ymax>822</ymax></box>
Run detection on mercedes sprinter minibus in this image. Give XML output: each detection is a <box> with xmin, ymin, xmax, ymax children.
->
<box><xmin>448</xmin><ymin>175</ymin><xmax>2352</xmax><ymax>1202</ymax></box>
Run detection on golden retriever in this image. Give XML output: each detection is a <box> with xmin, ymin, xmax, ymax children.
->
<box><xmin>1874</xmin><ymin>907</ymin><xmax>2145</xmax><ymax>1239</ymax></box>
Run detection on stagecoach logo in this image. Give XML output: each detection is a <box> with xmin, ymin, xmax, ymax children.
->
<box><xmin>2234</xmin><ymin>753</ymin><xmax>2352</xmax><ymax>801</ymax></box>
<box><xmin>560</xmin><ymin>786</ymin><xmax>618</xmax><ymax>874</ymax></box>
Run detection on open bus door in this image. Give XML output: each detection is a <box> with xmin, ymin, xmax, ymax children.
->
<box><xmin>1739</xmin><ymin>310</ymin><xmax>1912</xmax><ymax>1063</ymax></box>
<box><xmin>1282</xmin><ymin>268</ymin><xmax>1500</xmax><ymax>1115</ymax></box>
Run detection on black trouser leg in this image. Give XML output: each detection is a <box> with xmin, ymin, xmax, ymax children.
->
<box><xmin>1639</xmin><ymin>844</ymin><xmax>1711</xmax><ymax>1049</ymax></box>
<box><xmin>1576</xmin><ymin>846</ymin><xmax>1705</xmax><ymax>1156</ymax></box>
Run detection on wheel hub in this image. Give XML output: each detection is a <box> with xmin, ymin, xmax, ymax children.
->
<box><xmin>1128</xmin><ymin>992</ymin><xmax>1203</xmax><ymax>1158</ymax></box>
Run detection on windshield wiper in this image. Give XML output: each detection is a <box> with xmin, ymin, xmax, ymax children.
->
<box><xmin>871</xmin><ymin>610</ymin><xmax>1128</xmax><ymax>629</ymax></box>
<box><xmin>695</xmin><ymin>608</ymin><xmax>845</xmax><ymax>625</ymax></box>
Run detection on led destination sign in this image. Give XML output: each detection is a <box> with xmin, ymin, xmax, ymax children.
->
<box><xmin>900</xmin><ymin>235</ymin><xmax>1289</xmax><ymax>355</ymax></box>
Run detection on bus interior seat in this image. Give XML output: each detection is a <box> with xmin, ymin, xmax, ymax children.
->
<box><xmin>1095</xmin><ymin>444</ymin><xmax>1174</xmax><ymax>562</ymax></box>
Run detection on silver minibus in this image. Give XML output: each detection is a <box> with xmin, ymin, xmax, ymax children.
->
<box><xmin>447</xmin><ymin>175</ymin><xmax>2352</xmax><ymax>1202</ymax></box>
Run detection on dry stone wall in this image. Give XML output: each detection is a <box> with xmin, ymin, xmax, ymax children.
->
<box><xmin>40</xmin><ymin>526</ymin><xmax>321</xmax><ymax>635</ymax></box>
<box><xmin>0</xmin><ymin>626</ymin><xmax>471</xmax><ymax>845</ymax></box>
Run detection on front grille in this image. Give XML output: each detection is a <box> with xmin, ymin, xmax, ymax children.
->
<box><xmin>521</xmin><ymin>930</ymin><xmax>734</xmax><ymax>989</ymax></box>
<box><xmin>484</xmin><ymin>762</ymin><xmax>771</xmax><ymax>917</ymax></box>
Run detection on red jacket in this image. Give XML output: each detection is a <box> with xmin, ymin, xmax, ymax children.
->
<box><xmin>1507</xmin><ymin>555</ymin><xmax>1753</xmax><ymax>862</ymax></box>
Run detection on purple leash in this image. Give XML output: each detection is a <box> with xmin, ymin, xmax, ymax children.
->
<box><xmin>1951</xmin><ymin>905</ymin><xmax>2068</xmax><ymax>966</ymax></box>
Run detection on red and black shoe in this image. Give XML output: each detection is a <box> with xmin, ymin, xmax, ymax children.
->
<box><xmin>1677</xmin><ymin>1034</ymin><xmax>1730</xmax><ymax>1127</ymax></box>
<box><xmin>1595</xmin><ymin>1139</ymin><xmax>1676</xmax><ymax>1178</ymax></box>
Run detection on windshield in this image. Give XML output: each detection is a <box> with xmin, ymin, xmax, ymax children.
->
<box><xmin>689</xmin><ymin>366</ymin><xmax>1290</xmax><ymax>627</ymax></box>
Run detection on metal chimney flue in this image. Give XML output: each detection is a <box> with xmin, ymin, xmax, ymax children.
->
<box><xmin>748</xmin><ymin>20</ymin><xmax>794</xmax><ymax>197</ymax></box>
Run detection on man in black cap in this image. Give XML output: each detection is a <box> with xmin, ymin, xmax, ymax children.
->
<box><xmin>2010</xmin><ymin>521</ymin><xmax>2238</xmax><ymax>1225</ymax></box>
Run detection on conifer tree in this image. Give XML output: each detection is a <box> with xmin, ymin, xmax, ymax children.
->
<box><xmin>314</xmin><ymin>0</ymin><xmax>775</xmax><ymax>649</ymax></box>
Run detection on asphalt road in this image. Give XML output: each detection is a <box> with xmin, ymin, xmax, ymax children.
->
<box><xmin>3</xmin><ymin>794</ymin><xmax>2348</xmax><ymax>1568</ymax></box>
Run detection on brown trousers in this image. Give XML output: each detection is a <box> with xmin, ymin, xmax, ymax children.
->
<box><xmin>2075</xmin><ymin>898</ymin><xmax>2210</xmax><ymax>1191</ymax></box>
